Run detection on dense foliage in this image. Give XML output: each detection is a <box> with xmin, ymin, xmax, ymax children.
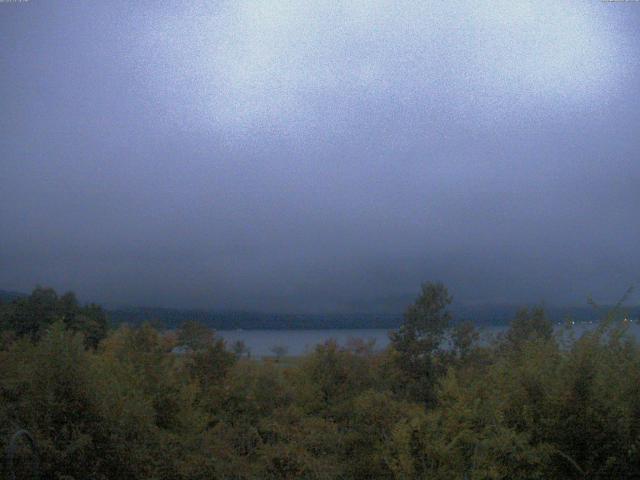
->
<box><xmin>0</xmin><ymin>287</ymin><xmax>108</xmax><ymax>348</ymax></box>
<box><xmin>1</xmin><ymin>284</ymin><xmax>639</xmax><ymax>479</ymax></box>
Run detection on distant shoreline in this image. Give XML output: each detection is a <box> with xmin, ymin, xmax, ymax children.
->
<box><xmin>106</xmin><ymin>305</ymin><xmax>640</xmax><ymax>330</ymax></box>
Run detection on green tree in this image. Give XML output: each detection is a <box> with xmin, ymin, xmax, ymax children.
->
<box><xmin>0</xmin><ymin>286</ymin><xmax>107</xmax><ymax>347</ymax></box>
<box><xmin>177</xmin><ymin>320</ymin><xmax>214</xmax><ymax>351</ymax></box>
<box><xmin>389</xmin><ymin>281</ymin><xmax>452</xmax><ymax>404</ymax></box>
<box><xmin>232</xmin><ymin>339</ymin><xmax>250</xmax><ymax>358</ymax></box>
<box><xmin>271</xmin><ymin>345</ymin><xmax>289</xmax><ymax>362</ymax></box>
<box><xmin>451</xmin><ymin>320</ymin><xmax>480</xmax><ymax>361</ymax></box>
<box><xmin>0</xmin><ymin>322</ymin><xmax>102</xmax><ymax>478</ymax></box>
<box><xmin>502</xmin><ymin>306</ymin><xmax>553</xmax><ymax>353</ymax></box>
<box><xmin>294</xmin><ymin>340</ymin><xmax>375</xmax><ymax>418</ymax></box>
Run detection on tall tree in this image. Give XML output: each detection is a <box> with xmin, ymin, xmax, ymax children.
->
<box><xmin>390</xmin><ymin>281</ymin><xmax>452</xmax><ymax>404</ymax></box>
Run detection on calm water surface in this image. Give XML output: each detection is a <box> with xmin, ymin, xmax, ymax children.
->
<box><xmin>217</xmin><ymin>329</ymin><xmax>391</xmax><ymax>357</ymax></box>
<box><xmin>217</xmin><ymin>323</ymin><xmax>640</xmax><ymax>357</ymax></box>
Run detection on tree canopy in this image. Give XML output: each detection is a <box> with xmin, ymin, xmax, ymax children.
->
<box><xmin>1</xmin><ymin>284</ymin><xmax>639</xmax><ymax>479</ymax></box>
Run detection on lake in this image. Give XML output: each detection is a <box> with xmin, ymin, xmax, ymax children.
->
<box><xmin>217</xmin><ymin>329</ymin><xmax>392</xmax><ymax>357</ymax></box>
<box><xmin>216</xmin><ymin>322</ymin><xmax>640</xmax><ymax>357</ymax></box>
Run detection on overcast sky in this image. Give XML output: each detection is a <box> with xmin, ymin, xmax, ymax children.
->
<box><xmin>1</xmin><ymin>1</ymin><xmax>639</xmax><ymax>312</ymax></box>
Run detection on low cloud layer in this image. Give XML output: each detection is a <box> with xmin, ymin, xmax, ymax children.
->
<box><xmin>1</xmin><ymin>1</ymin><xmax>639</xmax><ymax>312</ymax></box>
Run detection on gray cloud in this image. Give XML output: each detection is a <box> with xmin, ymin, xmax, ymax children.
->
<box><xmin>1</xmin><ymin>1</ymin><xmax>639</xmax><ymax>312</ymax></box>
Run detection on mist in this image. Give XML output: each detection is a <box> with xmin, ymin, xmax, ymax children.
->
<box><xmin>1</xmin><ymin>1</ymin><xmax>639</xmax><ymax>312</ymax></box>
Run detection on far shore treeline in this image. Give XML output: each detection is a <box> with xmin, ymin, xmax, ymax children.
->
<box><xmin>106</xmin><ymin>304</ymin><xmax>640</xmax><ymax>330</ymax></box>
<box><xmin>1</xmin><ymin>284</ymin><xmax>640</xmax><ymax>479</ymax></box>
<box><xmin>2</xmin><ymin>288</ymin><xmax>637</xmax><ymax>330</ymax></box>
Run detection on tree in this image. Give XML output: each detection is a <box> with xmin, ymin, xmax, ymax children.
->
<box><xmin>294</xmin><ymin>340</ymin><xmax>375</xmax><ymax>419</ymax></box>
<box><xmin>502</xmin><ymin>306</ymin><xmax>553</xmax><ymax>353</ymax></box>
<box><xmin>177</xmin><ymin>320</ymin><xmax>214</xmax><ymax>351</ymax></box>
<box><xmin>0</xmin><ymin>322</ymin><xmax>101</xmax><ymax>478</ymax></box>
<box><xmin>187</xmin><ymin>339</ymin><xmax>236</xmax><ymax>395</ymax></box>
<box><xmin>271</xmin><ymin>345</ymin><xmax>289</xmax><ymax>362</ymax></box>
<box><xmin>451</xmin><ymin>320</ymin><xmax>480</xmax><ymax>361</ymax></box>
<box><xmin>0</xmin><ymin>287</ymin><xmax>107</xmax><ymax>347</ymax></box>
<box><xmin>390</xmin><ymin>281</ymin><xmax>452</xmax><ymax>404</ymax></box>
<box><xmin>232</xmin><ymin>339</ymin><xmax>250</xmax><ymax>358</ymax></box>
